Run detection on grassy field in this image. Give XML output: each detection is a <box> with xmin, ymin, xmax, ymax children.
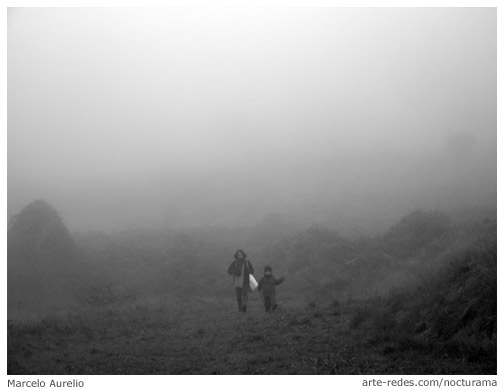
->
<box><xmin>7</xmin><ymin>292</ymin><xmax>495</xmax><ymax>375</ymax></box>
<box><xmin>7</xmin><ymin>206</ymin><xmax>496</xmax><ymax>375</ymax></box>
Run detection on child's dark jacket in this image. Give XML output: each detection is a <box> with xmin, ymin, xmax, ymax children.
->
<box><xmin>257</xmin><ymin>275</ymin><xmax>285</xmax><ymax>297</ymax></box>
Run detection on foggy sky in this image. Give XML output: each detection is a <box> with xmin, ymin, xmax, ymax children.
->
<box><xmin>8</xmin><ymin>7</ymin><xmax>497</xmax><ymax>233</ymax></box>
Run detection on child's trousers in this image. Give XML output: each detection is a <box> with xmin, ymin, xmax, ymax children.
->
<box><xmin>263</xmin><ymin>293</ymin><xmax>276</xmax><ymax>312</ymax></box>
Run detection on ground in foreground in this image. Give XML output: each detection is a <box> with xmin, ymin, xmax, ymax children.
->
<box><xmin>7</xmin><ymin>295</ymin><xmax>495</xmax><ymax>375</ymax></box>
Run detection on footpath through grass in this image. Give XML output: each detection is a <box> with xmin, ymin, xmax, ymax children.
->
<box><xmin>7</xmin><ymin>293</ymin><xmax>495</xmax><ymax>375</ymax></box>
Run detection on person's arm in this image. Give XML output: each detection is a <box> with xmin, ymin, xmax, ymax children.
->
<box><xmin>275</xmin><ymin>276</ymin><xmax>285</xmax><ymax>286</ymax></box>
<box><xmin>227</xmin><ymin>261</ymin><xmax>236</xmax><ymax>275</ymax></box>
<box><xmin>257</xmin><ymin>278</ymin><xmax>263</xmax><ymax>292</ymax></box>
<box><xmin>247</xmin><ymin>260</ymin><xmax>254</xmax><ymax>275</ymax></box>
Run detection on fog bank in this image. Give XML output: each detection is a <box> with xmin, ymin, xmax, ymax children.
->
<box><xmin>8</xmin><ymin>8</ymin><xmax>496</xmax><ymax>233</ymax></box>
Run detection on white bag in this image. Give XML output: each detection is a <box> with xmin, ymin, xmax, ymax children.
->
<box><xmin>249</xmin><ymin>274</ymin><xmax>258</xmax><ymax>291</ymax></box>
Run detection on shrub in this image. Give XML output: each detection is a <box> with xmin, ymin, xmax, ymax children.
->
<box><xmin>364</xmin><ymin>233</ymin><xmax>496</xmax><ymax>360</ymax></box>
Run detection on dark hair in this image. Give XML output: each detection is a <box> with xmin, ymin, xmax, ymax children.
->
<box><xmin>234</xmin><ymin>249</ymin><xmax>247</xmax><ymax>260</ymax></box>
<box><xmin>264</xmin><ymin>265</ymin><xmax>272</xmax><ymax>272</ymax></box>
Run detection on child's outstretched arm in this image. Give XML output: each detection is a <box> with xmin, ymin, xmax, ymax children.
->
<box><xmin>275</xmin><ymin>276</ymin><xmax>285</xmax><ymax>286</ymax></box>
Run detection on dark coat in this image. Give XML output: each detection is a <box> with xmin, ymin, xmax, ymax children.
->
<box><xmin>258</xmin><ymin>275</ymin><xmax>285</xmax><ymax>297</ymax></box>
<box><xmin>227</xmin><ymin>259</ymin><xmax>254</xmax><ymax>285</ymax></box>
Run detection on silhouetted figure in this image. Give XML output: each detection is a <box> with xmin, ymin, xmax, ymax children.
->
<box><xmin>258</xmin><ymin>265</ymin><xmax>285</xmax><ymax>312</ymax></box>
<box><xmin>227</xmin><ymin>249</ymin><xmax>254</xmax><ymax>312</ymax></box>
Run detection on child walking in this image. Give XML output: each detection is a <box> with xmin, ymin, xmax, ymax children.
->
<box><xmin>257</xmin><ymin>265</ymin><xmax>285</xmax><ymax>312</ymax></box>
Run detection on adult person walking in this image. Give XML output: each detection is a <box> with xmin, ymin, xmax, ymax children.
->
<box><xmin>227</xmin><ymin>249</ymin><xmax>255</xmax><ymax>312</ymax></box>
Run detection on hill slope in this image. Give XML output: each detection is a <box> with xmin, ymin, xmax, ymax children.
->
<box><xmin>8</xmin><ymin>200</ymin><xmax>85</xmax><ymax>308</ymax></box>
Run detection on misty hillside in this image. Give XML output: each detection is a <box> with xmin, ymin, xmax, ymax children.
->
<box><xmin>68</xmin><ymin>204</ymin><xmax>493</xmax><ymax>305</ymax></box>
<box><xmin>8</xmin><ymin>200</ymin><xmax>78</xmax><ymax>265</ymax></box>
<box><xmin>8</xmin><ymin>200</ymin><xmax>89</xmax><ymax>308</ymax></box>
<box><xmin>352</xmin><ymin>223</ymin><xmax>496</xmax><ymax>365</ymax></box>
<box><xmin>258</xmin><ymin>210</ymin><xmax>456</xmax><ymax>299</ymax></box>
<box><xmin>7</xmin><ymin>200</ymin><xmax>496</xmax><ymax>374</ymax></box>
<box><xmin>8</xmin><ymin>200</ymin><xmax>495</xmax><ymax>310</ymax></box>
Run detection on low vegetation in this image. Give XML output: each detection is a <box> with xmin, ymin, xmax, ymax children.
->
<box><xmin>7</xmin><ymin>201</ymin><xmax>496</xmax><ymax>374</ymax></box>
<box><xmin>349</xmin><ymin>231</ymin><xmax>496</xmax><ymax>369</ymax></box>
